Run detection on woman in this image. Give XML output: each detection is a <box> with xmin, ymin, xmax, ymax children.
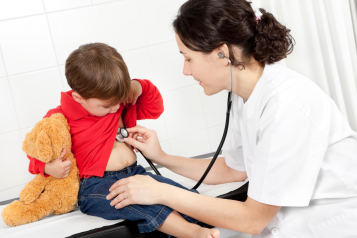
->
<box><xmin>107</xmin><ymin>0</ymin><xmax>357</xmax><ymax>237</ymax></box>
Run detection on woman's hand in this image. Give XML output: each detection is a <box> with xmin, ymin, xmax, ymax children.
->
<box><xmin>125</xmin><ymin>125</ymin><xmax>166</xmax><ymax>164</ymax></box>
<box><xmin>106</xmin><ymin>175</ymin><xmax>167</xmax><ymax>209</ymax></box>
<box><xmin>124</xmin><ymin>80</ymin><xmax>142</xmax><ymax>105</ymax></box>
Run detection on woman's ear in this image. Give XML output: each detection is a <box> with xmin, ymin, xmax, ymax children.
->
<box><xmin>214</xmin><ymin>44</ymin><xmax>231</xmax><ymax>65</ymax></box>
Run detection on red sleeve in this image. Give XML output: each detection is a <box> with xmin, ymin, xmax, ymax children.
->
<box><xmin>28</xmin><ymin>155</ymin><xmax>48</xmax><ymax>177</ymax></box>
<box><xmin>132</xmin><ymin>79</ymin><xmax>164</xmax><ymax>120</ymax></box>
<box><xmin>27</xmin><ymin>107</ymin><xmax>61</xmax><ymax>176</ymax></box>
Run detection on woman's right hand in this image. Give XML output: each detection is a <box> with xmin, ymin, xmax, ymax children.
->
<box><xmin>125</xmin><ymin>125</ymin><xmax>166</xmax><ymax>164</ymax></box>
<box><xmin>44</xmin><ymin>148</ymin><xmax>72</xmax><ymax>178</ymax></box>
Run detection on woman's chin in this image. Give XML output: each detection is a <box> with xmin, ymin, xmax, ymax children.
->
<box><xmin>203</xmin><ymin>88</ymin><xmax>220</xmax><ymax>96</ymax></box>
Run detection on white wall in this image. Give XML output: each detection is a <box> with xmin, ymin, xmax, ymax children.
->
<box><xmin>0</xmin><ymin>0</ymin><xmax>227</xmax><ymax>201</ymax></box>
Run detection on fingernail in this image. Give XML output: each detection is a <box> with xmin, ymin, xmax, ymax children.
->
<box><xmin>124</xmin><ymin>138</ymin><xmax>128</xmax><ymax>142</ymax></box>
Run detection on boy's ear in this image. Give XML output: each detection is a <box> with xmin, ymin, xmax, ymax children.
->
<box><xmin>36</xmin><ymin>131</ymin><xmax>53</xmax><ymax>163</ymax></box>
<box><xmin>72</xmin><ymin>91</ymin><xmax>83</xmax><ymax>104</ymax></box>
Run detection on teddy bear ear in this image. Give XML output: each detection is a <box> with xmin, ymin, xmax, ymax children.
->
<box><xmin>50</xmin><ymin>113</ymin><xmax>70</xmax><ymax>131</ymax></box>
<box><xmin>35</xmin><ymin>131</ymin><xmax>53</xmax><ymax>163</ymax></box>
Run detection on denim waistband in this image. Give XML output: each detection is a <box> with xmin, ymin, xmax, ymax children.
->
<box><xmin>102</xmin><ymin>161</ymin><xmax>138</xmax><ymax>177</ymax></box>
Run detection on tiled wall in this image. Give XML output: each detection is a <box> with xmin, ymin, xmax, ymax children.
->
<box><xmin>0</xmin><ymin>0</ymin><xmax>227</xmax><ymax>199</ymax></box>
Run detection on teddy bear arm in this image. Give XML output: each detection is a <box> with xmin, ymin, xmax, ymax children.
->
<box><xmin>20</xmin><ymin>174</ymin><xmax>52</xmax><ymax>204</ymax></box>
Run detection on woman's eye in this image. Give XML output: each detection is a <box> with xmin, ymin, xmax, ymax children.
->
<box><xmin>103</xmin><ymin>106</ymin><xmax>110</xmax><ymax>109</ymax></box>
<box><xmin>185</xmin><ymin>59</ymin><xmax>191</xmax><ymax>62</ymax></box>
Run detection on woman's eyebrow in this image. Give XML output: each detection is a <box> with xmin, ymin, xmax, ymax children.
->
<box><xmin>180</xmin><ymin>51</ymin><xmax>187</xmax><ymax>54</ymax></box>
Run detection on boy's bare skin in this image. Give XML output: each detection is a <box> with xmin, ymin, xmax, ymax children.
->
<box><xmin>43</xmin><ymin>80</ymin><xmax>220</xmax><ymax>238</ymax></box>
<box><xmin>105</xmin><ymin>115</ymin><xmax>137</xmax><ymax>171</ymax></box>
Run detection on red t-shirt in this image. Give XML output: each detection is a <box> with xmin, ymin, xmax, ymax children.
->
<box><xmin>28</xmin><ymin>79</ymin><xmax>163</xmax><ymax>178</ymax></box>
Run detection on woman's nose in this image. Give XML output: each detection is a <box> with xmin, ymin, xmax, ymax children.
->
<box><xmin>183</xmin><ymin>62</ymin><xmax>191</xmax><ymax>76</ymax></box>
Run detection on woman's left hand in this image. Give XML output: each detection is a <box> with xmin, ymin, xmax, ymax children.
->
<box><xmin>124</xmin><ymin>80</ymin><xmax>142</xmax><ymax>105</ymax></box>
<box><xmin>106</xmin><ymin>175</ymin><xmax>166</xmax><ymax>209</ymax></box>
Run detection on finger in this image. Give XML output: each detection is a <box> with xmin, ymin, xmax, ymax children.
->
<box><xmin>59</xmin><ymin>148</ymin><xmax>66</xmax><ymax>159</ymax></box>
<box><xmin>107</xmin><ymin>185</ymin><xmax>127</xmax><ymax>201</ymax></box>
<box><xmin>110</xmin><ymin>192</ymin><xmax>127</xmax><ymax>206</ymax></box>
<box><xmin>132</xmin><ymin>96</ymin><xmax>138</xmax><ymax>105</ymax></box>
<box><xmin>108</xmin><ymin>178</ymin><xmax>129</xmax><ymax>195</ymax></box>
<box><xmin>115</xmin><ymin>197</ymin><xmax>132</xmax><ymax>209</ymax></box>
<box><xmin>63</xmin><ymin>158</ymin><xmax>72</xmax><ymax>165</ymax></box>
<box><xmin>126</xmin><ymin>126</ymin><xmax>149</xmax><ymax>135</ymax></box>
<box><xmin>123</xmin><ymin>137</ymin><xmax>144</xmax><ymax>150</ymax></box>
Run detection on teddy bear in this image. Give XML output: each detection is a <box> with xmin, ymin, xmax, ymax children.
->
<box><xmin>1</xmin><ymin>113</ymin><xmax>80</xmax><ymax>226</ymax></box>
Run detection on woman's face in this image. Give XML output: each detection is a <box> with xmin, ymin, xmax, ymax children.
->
<box><xmin>175</xmin><ymin>34</ymin><xmax>230</xmax><ymax>96</ymax></box>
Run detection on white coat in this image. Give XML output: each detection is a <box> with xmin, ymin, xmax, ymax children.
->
<box><xmin>222</xmin><ymin>63</ymin><xmax>357</xmax><ymax>238</ymax></box>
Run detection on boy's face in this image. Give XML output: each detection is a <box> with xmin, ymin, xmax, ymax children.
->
<box><xmin>72</xmin><ymin>92</ymin><xmax>120</xmax><ymax>117</ymax></box>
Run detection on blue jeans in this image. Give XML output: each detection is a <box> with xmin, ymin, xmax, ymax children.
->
<box><xmin>78</xmin><ymin>162</ymin><xmax>200</xmax><ymax>234</ymax></box>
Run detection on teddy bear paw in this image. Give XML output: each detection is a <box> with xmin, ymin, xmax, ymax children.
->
<box><xmin>19</xmin><ymin>190</ymin><xmax>38</xmax><ymax>204</ymax></box>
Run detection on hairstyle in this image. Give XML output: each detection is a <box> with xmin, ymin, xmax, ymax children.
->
<box><xmin>173</xmin><ymin>0</ymin><xmax>295</xmax><ymax>69</ymax></box>
<box><xmin>65</xmin><ymin>43</ymin><xmax>131</xmax><ymax>105</ymax></box>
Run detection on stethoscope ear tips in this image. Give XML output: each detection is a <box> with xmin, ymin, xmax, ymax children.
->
<box><xmin>218</xmin><ymin>52</ymin><xmax>226</xmax><ymax>59</ymax></box>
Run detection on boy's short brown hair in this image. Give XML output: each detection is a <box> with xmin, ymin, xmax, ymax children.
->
<box><xmin>65</xmin><ymin>43</ymin><xmax>131</xmax><ymax>105</ymax></box>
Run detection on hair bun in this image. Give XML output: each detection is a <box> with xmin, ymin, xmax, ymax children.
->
<box><xmin>254</xmin><ymin>8</ymin><xmax>295</xmax><ymax>65</ymax></box>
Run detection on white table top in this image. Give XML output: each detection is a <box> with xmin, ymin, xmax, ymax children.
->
<box><xmin>0</xmin><ymin>167</ymin><xmax>247</xmax><ymax>238</ymax></box>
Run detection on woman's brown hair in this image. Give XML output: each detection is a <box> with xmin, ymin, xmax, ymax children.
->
<box><xmin>65</xmin><ymin>43</ymin><xmax>131</xmax><ymax>105</ymax></box>
<box><xmin>173</xmin><ymin>0</ymin><xmax>295</xmax><ymax>69</ymax></box>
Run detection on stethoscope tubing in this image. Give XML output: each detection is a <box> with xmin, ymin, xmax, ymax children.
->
<box><xmin>119</xmin><ymin>54</ymin><xmax>233</xmax><ymax>190</ymax></box>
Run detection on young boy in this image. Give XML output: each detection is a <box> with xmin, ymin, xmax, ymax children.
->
<box><xmin>28</xmin><ymin>43</ymin><xmax>220</xmax><ymax>238</ymax></box>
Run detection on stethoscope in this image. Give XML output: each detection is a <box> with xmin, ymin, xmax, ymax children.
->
<box><xmin>116</xmin><ymin>52</ymin><xmax>233</xmax><ymax>190</ymax></box>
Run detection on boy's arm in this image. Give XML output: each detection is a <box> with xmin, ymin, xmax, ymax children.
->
<box><xmin>132</xmin><ymin>79</ymin><xmax>164</xmax><ymax>120</ymax></box>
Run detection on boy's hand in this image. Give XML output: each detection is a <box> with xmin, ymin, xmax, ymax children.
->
<box><xmin>124</xmin><ymin>80</ymin><xmax>142</xmax><ymax>105</ymax></box>
<box><xmin>44</xmin><ymin>148</ymin><xmax>72</xmax><ymax>179</ymax></box>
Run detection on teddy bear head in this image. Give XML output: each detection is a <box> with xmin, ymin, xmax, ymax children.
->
<box><xmin>22</xmin><ymin>113</ymin><xmax>71</xmax><ymax>163</ymax></box>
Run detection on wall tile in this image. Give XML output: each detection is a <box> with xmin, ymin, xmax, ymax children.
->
<box><xmin>162</xmin><ymin>84</ymin><xmax>206</xmax><ymax>139</ymax></box>
<box><xmin>0</xmin><ymin>78</ymin><xmax>19</xmax><ymax>134</ymax></box>
<box><xmin>0</xmin><ymin>184</ymin><xmax>27</xmax><ymax>202</ymax></box>
<box><xmin>48</xmin><ymin>7</ymin><xmax>101</xmax><ymax>65</ymax></box>
<box><xmin>137</xmin><ymin>114</ymin><xmax>168</xmax><ymax>142</ymax></box>
<box><xmin>9</xmin><ymin>68</ymin><xmax>63</xmax><ymax>129</ymax></box>
<box><xmin>199</xmin><ymin>87</ymin><xmax>227</xmax><ymax>127</ymax></box>
<box><xmin>0</xmin><ymin>51</ymin><xmax>6</xmax><ymax>78</ymax></box>
<box><xmin>138</xmin><ymin>0</ymin><xmax>186</xmax><ymax>45</ymax></box>
<box><xmin>93</xmin><ymin>0</ymin><xmax>119</xmax><ymax>4</ymax></box>
<box><xmin>44</xmin><ymin>0</ymin><xmax>92</xmax><ymax>12</ymax></box>
<box><xmin>0</xmin><ymin>15</ymin><xmax>57</xmax><ymax>76</ymax></box>
<box><xmin>149</xmin><ymin>41</ymin><xmax>196</xmax><ymax>92</ymax></box>
<box><xmin>0</xmin><ymin>131</ymin><xmax>34</xmax><ymax>191</ymax></box>
<box><xmin>59</xmin><ymin>65</ymin><xmax>71</xmax><ymax>91</ymax></box>
<box><xmin>121</xmin><ymin>47</ymin><xmax>155</xmax><ymax>82</ymax></box>
<box><xmin>169</xmin><ymin>129</ymin><xmax>212</xmax><ymax>158</ymax></box>
<box><xmin>20</xmin><ymin>127</ymin><xmax>34</xmax><ymax>142</ymax></box>
<box><xmin>95</xmin><ymin>0</ymin><xmax>147</xmax><ymax>52</ymax></box>
<box><xmin>207</xmin><ymin>123</ymin><xmax>225</xmax><ymax>153</ymax></box>
<box><xmin>0</xmin><ymin>0</ymin><xmax>45</xmax><ymax>21</ymax></box>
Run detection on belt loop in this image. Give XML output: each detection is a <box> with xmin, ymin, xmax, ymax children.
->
<box><xmin>126</xmin><ymin>165</ymin><xmax>131</xmax><ymax>175</ymax></box>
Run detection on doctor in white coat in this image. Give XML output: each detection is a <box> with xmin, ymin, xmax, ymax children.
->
<box><xmin>107</xmin><ymin>0</ymin><xmax>357</xmax><ymax>237</ymax></box>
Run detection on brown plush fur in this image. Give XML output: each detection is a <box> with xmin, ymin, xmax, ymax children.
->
<box><xmin>1</xmin><ymin>113</ymin><xmax>80</xmax><ymax>226</ymax></box>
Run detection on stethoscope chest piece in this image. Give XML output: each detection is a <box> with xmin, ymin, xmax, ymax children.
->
<box><xmin>116</xmin><ymin>127</ymin><xmax>129</xmax><ymax>142</ymax></box>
